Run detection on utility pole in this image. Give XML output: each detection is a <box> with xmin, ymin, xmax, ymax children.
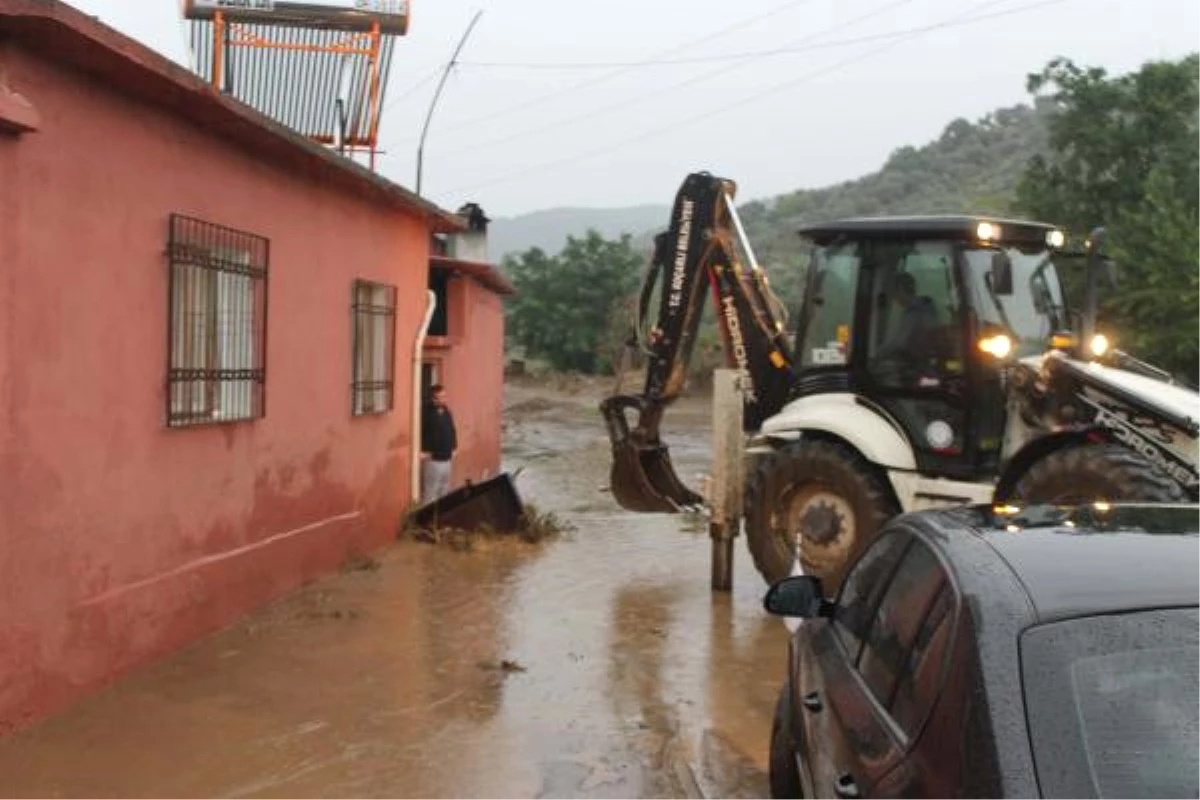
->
<box><xmin>416</xmin><ymin>10</ymin><xmax>483</xmax><ymax>196</ymax></box>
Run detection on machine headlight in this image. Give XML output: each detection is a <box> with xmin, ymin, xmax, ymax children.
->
<box><xmin>978</xmin><ymin>334</ymin><xmax>1013</xmax><ymax>358</ymax></box>
<box><xmin>977</xmin><ymin>222</ymin><xmax>1001</xmax><ymax>241</ymax></box>
<box><xmin>1046</xmin><ymin>229</ymin><xmax>1065</xmax><ymax>248</ymax></box>
<box><xmin>1089</xmin><ymin>333</ymin><xmax>1110</xmax><ymax>357</ymax></box>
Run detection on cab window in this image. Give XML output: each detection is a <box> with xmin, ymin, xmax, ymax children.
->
<box><xmin>867</xmin><ymin>241</ymin><xmax>964</xmax><ymax>387</ymax></box>
<box><xmin>798</xmin><ymin>243</ymin><xmax>859</xmax><ymax>369</ymax></box>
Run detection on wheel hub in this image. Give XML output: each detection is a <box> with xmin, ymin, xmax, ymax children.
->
<box><xmin>780</xmin><ymin>486</ymin><xmax>857</xmax><ymax>577</ymax></box>
<box><xmin>799</xmin><ymin>501</ymin><xmax>844</xmax><ymax>545</ymax></box>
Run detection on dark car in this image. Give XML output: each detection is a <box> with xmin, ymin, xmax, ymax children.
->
<box><xmin>763</xmin><ymin>502</ymin><xmax>1200</xmax><ymax>799</ymax></box>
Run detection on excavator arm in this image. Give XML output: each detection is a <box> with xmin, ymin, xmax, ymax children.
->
<box><xmin>600</xmin><ymin>172</ymin><xmax>796</xmax><ymax>513</ymax></box>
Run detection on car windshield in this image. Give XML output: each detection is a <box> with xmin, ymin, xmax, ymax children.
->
<box><xmin>1021</xmin><ymin>608</ymin><xmax>1199</xmax><ymax>799</ymax></box>
<box><xmin>962</xmin><ymin>246</ymin><xmax>1065</xmax><ymax>357</ymax></box>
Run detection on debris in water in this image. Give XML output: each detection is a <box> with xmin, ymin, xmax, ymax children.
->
<box><xmin>517</xmin><ymin>503</ymin><xmax>575</xmax><ymax>543</ymax></box>
<box><xmin>402</xmin><ymin>502</ymin><xmax>574</xmax><ymax>549</ymax></box>
<box><xmin>339</xmin><ymin>549</ymin><xmax>381</xmax><ymax>573</ymax></box>
<box><xmin>478</xmin><ymin>658</ymin><xmax>528</xmax><ymax>674</ymax></box>
<box><xmin>506</xmin><ymin>397</ymin><xmax>555</xmax><ymax>416</ymax></box>
<box><xmin>296</xmin><ymin>591</ymin><xmax>363</xmax><ymax>622</ymax></box>
<box><xmin>409</xmin><ymin>472</ymin><xmax>525</xmax><ymax>533</ymax></box>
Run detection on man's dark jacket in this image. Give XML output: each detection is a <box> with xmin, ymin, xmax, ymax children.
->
<box><xmin>422</xmin><ymin>404</ymin><xmax>457</xmax><ymax>462</ymax></box>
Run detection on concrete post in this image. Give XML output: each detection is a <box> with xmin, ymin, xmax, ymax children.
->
<box><xmin>709</xmin><ymin>369</ymin><xmax>744</xmax><ymax>592</ymax></box>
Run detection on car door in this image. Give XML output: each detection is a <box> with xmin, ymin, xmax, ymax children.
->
<box><xmin>796</xmin><ymin>531</ymin><xmax>910</xmax><ymax>798</ymax></box>
<box><xmin>802</xmin><ymin>533</ymin><xmax>953</xmax><ymax>798</ymax></box>
<box><xmin>857</xmin><ymin>540</ymin><xmax>956</xmax><ymax>796</ymax></box>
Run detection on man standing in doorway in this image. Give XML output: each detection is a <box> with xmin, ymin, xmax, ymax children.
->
<box><xmin>420</xmin><ymin>384</ymin><xmax>457</xmax><ymax>503</ymax></box>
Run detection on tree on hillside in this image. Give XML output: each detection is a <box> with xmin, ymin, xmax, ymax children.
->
<box><xmin>1018</xmin><ymin>57</ymin><xmax>1198</xmax><ymax>228</ymax></box>
<box><xmin>504</xmin><ymin>231</ymin><xmax>645</xmax><ymax>374</ymax></box>
<box><xmin>1017</xmin><ymin>55</ymin><xmax>1199</xmax><ymax>380</ymax></box>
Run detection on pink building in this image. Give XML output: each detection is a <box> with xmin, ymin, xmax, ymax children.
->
<box><xmin>0</xmin><ymin>0</ymin><xmax>508</xmax><ymax>733</ymax></box>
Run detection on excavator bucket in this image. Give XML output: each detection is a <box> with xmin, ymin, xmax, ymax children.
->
<box><xmin>601</xmin><ymin>396</ymin><xmax>705</xmax><ymax>513</ymax></box>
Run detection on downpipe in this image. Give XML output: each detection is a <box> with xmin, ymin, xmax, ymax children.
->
<box><xmin>410</xmin><ymin>290</ymin><xmax>437</xmax><ymax>502</ymax></box>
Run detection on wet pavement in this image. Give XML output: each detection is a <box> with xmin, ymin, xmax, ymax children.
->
<box><xmin>0</xmin><ymin>381</ymin><xmax>787</xmax><ymax>798</ymax></box>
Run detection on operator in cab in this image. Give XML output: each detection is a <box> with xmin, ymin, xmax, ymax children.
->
<box><xmin>876</xmin><ymin>272</ymin><xmax>938</xmax><ymax>360</ymax></box>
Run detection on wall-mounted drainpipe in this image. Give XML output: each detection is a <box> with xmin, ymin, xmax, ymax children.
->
<box><xmin>411</xmin><ymin>290</ymin><xmax>437</xmax><ymax>503</ymax></box>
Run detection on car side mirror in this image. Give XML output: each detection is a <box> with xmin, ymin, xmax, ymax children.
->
<box><xmin>990</xmin><ymin>251</ymin><xmax>1014</xmax><ymax>296</ymax></box>
<box><xmin>763</xmin><ymin>576</ymin><xmax>833</xmax><ymax>618</ymax></box>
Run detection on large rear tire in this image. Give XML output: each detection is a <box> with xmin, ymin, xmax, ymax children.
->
<box><xmin>744</xmin><ymin>439</ymin><xmax>899</xmax><ymax>590</ymax></box>
<box><xmin>1012</xmin><ymin>442</ymin><xmax>1186</xmax><ymax>503</ymax></box>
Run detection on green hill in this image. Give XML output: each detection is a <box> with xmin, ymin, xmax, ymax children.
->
<box><xmin>493</xmin><ymin>101</ymin><xmax>1050</xmax><ymax>298</ymax></box>
<box><xmin>738</xmin><ymin>101</ymin><xmax>1051</xmax><ymax>313</ymax></box>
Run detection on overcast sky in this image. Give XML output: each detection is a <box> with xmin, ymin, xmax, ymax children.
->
<box><xmin>63</xmin><ymin>0</ymin><xmax>1198</xmax><ymax>216</ymax></box>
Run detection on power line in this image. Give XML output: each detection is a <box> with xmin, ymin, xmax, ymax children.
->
<box><xmin>437</xmin><ymin>0</ymin><xmax>1067</xmax><ymax>199</ymax></box>
<box><xmin>459</xmin><ymin>2</ymin><xmax>1077</xmax><ymax>70</ymax></box>
<box><xmin>376</xmin><ymin>0</ymin><xmax>825</xmax><ymax>152</ymax></box>
<box><xmin>379</xmin><ymin>63</ymin><xmax>446</xmax><ymax>116</ymax></box>
<box><xmin>431</xmin><ymin>0</ymin><xmax>920</xmax><ymax>160</ymax></box>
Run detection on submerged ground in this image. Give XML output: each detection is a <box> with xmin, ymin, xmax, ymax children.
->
<box><xmin>0</xmin><ymin>377</ymin><xmax>787</xmax><ymax>798</ymax></box>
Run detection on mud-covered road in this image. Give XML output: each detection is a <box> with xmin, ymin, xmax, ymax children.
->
<box><xmin>0</xmin><ymin>379</ymin><xmax>787</xmax><ymax>798</ymax></box>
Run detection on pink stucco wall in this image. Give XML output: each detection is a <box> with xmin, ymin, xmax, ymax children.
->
<box><xmin>0</xmin><ymin>40</ymin><xmax>436</xmax><ymax>732</ymax></box>
<box><xmin>423</xmin><ymin>276</ymin><xmax>506</xmax><ymax>488</ymax></box>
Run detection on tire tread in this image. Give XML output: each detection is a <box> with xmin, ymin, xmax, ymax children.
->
<box><xmin>744</xmin><ymin>438</ymin><xmax>898</xmax><ymax>587</ymax></box>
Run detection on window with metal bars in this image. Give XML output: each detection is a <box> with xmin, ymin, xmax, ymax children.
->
<box><xmin>352</xmin><ymin>279</ymin><xmax>397</xmax><ymax>415</ymax></box>
<box><xmin>166</xmin><ymin>214</ymin><xmax>268</xmax><ymax>427</ymax></box>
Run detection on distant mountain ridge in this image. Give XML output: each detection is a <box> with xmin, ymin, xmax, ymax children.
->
<box><xmin>489</xmin><ymin>204</ymin><xmax>668</xmax><ymax>264</ymax></box>
<box><xmin>489</xmin><ymin>101</ymin><xmax>1050</xmax><ymax>270</ymax></box>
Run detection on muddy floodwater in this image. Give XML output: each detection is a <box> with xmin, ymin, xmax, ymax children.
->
<box><xmin>0</xmin><ymin>379</ymin><xmax>787</xmax><ymax>798</ymax></box>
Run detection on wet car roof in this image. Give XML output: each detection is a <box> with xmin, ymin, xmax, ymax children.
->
<box><xmin>944</xmin><ymin>504</ymin><xmax>1199</xmax><ymax>623</ymax></box>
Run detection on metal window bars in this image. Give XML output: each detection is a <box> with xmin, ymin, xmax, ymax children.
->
<box><xmin>351</xmin><ymin>279</ymin><xmax>397</xmax><ymax>415</ymax></box>
<box><xmin>167</xmin><ymin>214</ymin><xmax>269</xmax><ymax>427</ymax></box>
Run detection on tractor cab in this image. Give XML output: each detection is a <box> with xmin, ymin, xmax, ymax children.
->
<box><xmin>792</xmin><ymin>215</ymin><xmax>1069</xmax><ymax>481</ymax></box>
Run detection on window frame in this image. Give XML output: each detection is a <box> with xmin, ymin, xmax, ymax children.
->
<box><xmin>351</xmin><ymin>279</ymin><xmax>398</xmax><ymax>416</ymax></box>
<box><xmin>865</xmin><ymin>239</ymin><xmax>966</xmax><ymax>386</ymax></box>
<box><xmin>831</xmin><ymin>529</ymin><xmax>962</xmax><ymax>748</ymax></box>
<box><xmin>832</xmin><ymin>530</ymin><xmax>911</xmax><ymax>662</ymax></box>
<box><xmin>856</xmin><ymin>538</ymin><xmax>948</xmax><ymax>708</ymax></box>
<box><xmin>887</xmin><ymin>580</ymin><xmax>955</xmax><ymax>740</ymax></box>
<box><xmin>795</xmin><ymin>241</ymin><xmax>861</xmax><ymax>369</ymax></box>
<box><xmin>166</xmin><ymin>214</ymin><xmax>269</xmax><ymax>428</ymax></box>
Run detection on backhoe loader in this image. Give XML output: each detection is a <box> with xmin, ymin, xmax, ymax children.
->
<box><xmin>601</xmin><ymin>172</ymin><xmax>1199</xmax><ymax>588</ymax></box>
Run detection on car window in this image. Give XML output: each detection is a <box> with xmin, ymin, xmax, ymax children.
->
<box><xmin>889</xmin><ymin>582</ymin><xmax>954</xmax><ymax>738</ymax></box>
<box><xmin>857</xmin><ymin>540</ymin><xmax>946</xmax><ymax>708</ymax></box>
<box><xmin>833</xmin><ymin>532</ymin><xmax>910</xmax><ymax>661</ymax></box>
<box><xmin>1021</xmin><ymin>608</ymin><xmax>1199</xmax><ymax>799</ymax></box>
